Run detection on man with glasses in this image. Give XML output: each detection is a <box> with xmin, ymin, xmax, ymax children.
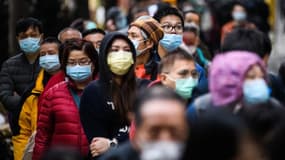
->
<box><xmin>153</xmin><ymin>6</ymin><xmax>184</xmax><ymax>59</ymax></box>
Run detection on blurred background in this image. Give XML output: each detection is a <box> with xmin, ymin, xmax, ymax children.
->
<box><xmin>0</xmin><ymin>0</ymin><xmax>284</xmax><ymax>72</ymax></box>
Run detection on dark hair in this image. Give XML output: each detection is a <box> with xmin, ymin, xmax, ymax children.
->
<box><xmin>99</xmin><ymin>32</ymin><xmax>137</xmax><ymax>125</ymax></box>
<box><xmin>61</xmin><ymin>39</ymin><xmax>99</xmax><ymax>78</ymax></box>
<box><xmin>221</xmin><ymin>28</ymin><xmax>268</xmax><ymax>58</ymax></box>
<box><xmin>40</xmin><ymin>37</ymin><xmax>61</xmax><ymax>48</ymax></box>
<box><xmin>16</xmin><ymin>17</ymin><xmax>43</xmax><ymax>36</ymax></box>
<box><xmin>159</xmin><ymin>48</ymin><xmax>194</xmax><ymax>73</ymax></box>
<box><xmin>239</xmin><ymin>103</ymin><xmax>285</xmax><ymax>144</ymax></box>
<box><xmin>153</xmin><ymin>6</ymin><xmax>184</xmax><ymax>27</ymax></box>
<box><xmin>231</xmin><ymin>1</ymin><xmax>248</xmax><ymax>13</ymax></box>
<box><xmin>82</xmin><ymin>28</ymin><xmax>105</xmax><ymax>38</ymax></box>
<box><xmin>134</xmin><ymin>86</ymin><xmax>185</xmax><ymax>126</ymax></box>
<box><xmin>182</xmin><ymin>110</ymin><xmax>248</xmax><ymax>160</ymax></box>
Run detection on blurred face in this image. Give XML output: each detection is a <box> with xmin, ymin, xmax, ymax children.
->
<box><xmin>183</xmin><ymin>31</ymin><xmax>198</xmax><ymax>46</ymax></box>
<box><xmin>136</xmin><ymin>99</ymin><xmax>188</xmax><ymax>144</ymax></box>
<box><xmin>60</xmin><ymin>30</ymin><xmax>82</xmax><ymax>43</ymax></box>
<box><xmin>160</xmin><ymin>15</ymin><xmax>183</xmax><ymax>35</ymax></box>
<box><xmin>185</xmin><ymin>12</ymin><xmax>200</xmax><ymax>26</ymax></box>
<box><xmin>17</xmin><ymin>26</ymin><xmax>42</xmax><ymax>41</ymax></box>
<box><xmin>244</xmin><ymin>65</ymin><xmax>265</xmax><ymax>81</ymax></box>
<box><xmin>161</xmin><ymin>59</ymin><xmax>197</xmax><ymax>89</ymax></box>
<box><xmin>39</xmin><ymin>43</ymin><xmax>59</xmax><ymax>56</ymax></box>
<box><xmin>233</xmin><ymin>4</ymin><xmax>246</xmax><ymax>13</ymax></box>
<box><xmin>84</xmin><ymin>33</ymin><xmax>104</xmax><ymax>50</ymax></box>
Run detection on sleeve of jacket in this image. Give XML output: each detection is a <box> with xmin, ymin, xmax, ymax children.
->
<box><xmin>0</xmin><ymin>61</ymin><xmax>21</xmax><ymax>111</ymax></box>
<box><xmin>32</xmin><ymin>91</ymin><xmax>54</xmax><ymax>160</ymax></box>
<box><xmin>80</xmin><ymin>83</ymin><xmax>109</xmax><ymax>143</ymax></box>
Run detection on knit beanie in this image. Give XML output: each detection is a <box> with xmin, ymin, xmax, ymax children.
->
<box><xmin>130</xmin><ymin>16</ymin><xmax>164</xmax><ymax>45</ymax></box>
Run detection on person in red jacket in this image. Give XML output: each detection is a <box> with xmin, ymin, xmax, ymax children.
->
<box><xmin>33</xmin><ymin>39</ymin><xmax>99</xmax><ymax>160</ymax></box>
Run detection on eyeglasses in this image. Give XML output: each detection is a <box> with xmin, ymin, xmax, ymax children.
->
<box><xmin>67</xmin><ymin>58</ymin><xmax>91</xmax><ymax>66</ymax></box>
<box><xmin>161</xmin><ymin>24</ymin><xmax>183</xmax><ymax>33</ymax></box>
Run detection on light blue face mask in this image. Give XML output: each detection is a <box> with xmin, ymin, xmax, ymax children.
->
<box><xmin>66</xmin><ymin>64</ymin><xmax>92</xmax><ymax>82</ymax></box>
<box><xmin>39</xmin><ymin>54</ymin><xmax>60</xmax><ymax>73</ymax></box>
<box><xmin>232</xmin><ymin>11</ymin><xmax>247</xmax><ymax>21</ymax></box>
<box><xmin>19</xmin><ymin>37</ymin><xmax>41</xmax><ymax>54</ymax></box>
<box><xmin>243</xmin><ymin>78</ymin><xmax>270</xmax><ymax>104</ymax></box>
<box><xmin>131</xmin><ymin>39</ymin><xmax>148</xmax><ymax>56</ymax></box>
<box><xmin>167</xmin><ymin>75</ymin><xmax>198</xmax><ymax>99</ymax></box>
<box><xmin>85</xmin><ymin>21</ymin><xmax>97</xmax><ymax>30</ymax></box>
<box><xmin>160</xmin><ymin>34</ymin><xmax>182</xmax><ymax>52</ymax></box>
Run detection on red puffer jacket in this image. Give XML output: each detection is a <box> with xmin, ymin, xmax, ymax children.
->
<box><xmin>33</xmin><ymin>81</ymin><xmax>89</xmax><ymax>160</ymax></box>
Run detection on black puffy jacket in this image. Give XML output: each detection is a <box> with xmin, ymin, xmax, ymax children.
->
<box><xmin>0</xmin><ymin>53</ymin><xmax>40</xmax><ymax>133</ymax></box>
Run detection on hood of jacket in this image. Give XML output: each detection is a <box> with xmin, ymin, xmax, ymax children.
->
<box><xmin>210</xmin><ymin>51</ymin><xmax>266</xmax><ymax>106</ymax></box>
<box><xmin>98</xmin><ymin>32</ymin><xmax>136</xmax><ymax>84</ymax></box>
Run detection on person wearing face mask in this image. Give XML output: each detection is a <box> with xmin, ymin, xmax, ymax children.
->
<box><xmin>80</xmin><ymin>32</ymin><xmax>138</xmax><ymax>159</ymax></box>
<box><xmin>128</xmin><ymin>48</ymin><xmax>208</xmax><ymax>141</ymax></box>
<box><xmin>33</xmin><ymin>39</ymin><xmax>99</xmax><ymax>160</ymax></box>
<box><xmin>11</xmin><ymin>37</ymin><xmax>61</xmax><ymax>160</ymax></box>
<box><xmin>221</xmin><ymin>2</ymin><xmax>255</xmax><ymax>43</ymax></box>
<box><xmin>128</xmin><ymin>16</ymin><xmax>164</xmax><ymax>81</ymax></box>
<box><xmin>150</xmin><ymin>48</ymin><xmax>208</xmax><ymax>104</ymax></box>
<box><xmin>180</xmin><ymin>10</ymin><xmax>212</xmax><ymax>69</ymax></box>
<box><xmin>153</xmin><ymin>6</ymin><xmax>184</xmax><ymax>59</ymax></box>
<box><xmin>0</xmin><ymin>17</ymin><xmax>42</xmax><ymax>138</ymax></box>
<box><xmin>83</xmin><ymin>28</ymin><xmax>106</xmax><ymax>54</ymax></box>
<box><xmin>100</xmin><ymin>86</ymin><xmax>189</xmax><ymax>160</ymax></box>
<box><xmin>187</xmin><ymin>51</ymin><xmax>283</xmax><ymax>122</ymax></box>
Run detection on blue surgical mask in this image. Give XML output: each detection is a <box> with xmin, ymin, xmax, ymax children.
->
<box><xmin>232</xmin><ymin>11</ymin><xmax>247</xmax><ymax>21</ymax></box>
<box><xmin>19</xmin><ymin>37</ymin><xmax>41</xmax><ymax>54</ymax></box>
<box><xmin>39</xmin><ymin>54</ymin><xmax>60</xmax><ymax>73</ymax></box>
<box><xmin>160</xmin><ymin>34</ymin><xmax>182</xmax><ymax>52</ymax></box>
<box><xmin>85</xmin><ymin>21</ymin><xmax>97</xmax><ymax>30</ymax></box>
<box><xmin>66</xmin><ymin>65</ymin><xmax>92</xmax><ymax>82</ymax></box>
<box><xmin>243</xmin><ymin>78</ymin><xmax>270</xmax><ymax>104</ymax></box>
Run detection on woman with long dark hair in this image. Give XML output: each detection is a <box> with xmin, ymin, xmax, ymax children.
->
<box><xmin>80</xmin><ymin>32</ymin><xmax>137</xmax><ymax>158</ymax></box>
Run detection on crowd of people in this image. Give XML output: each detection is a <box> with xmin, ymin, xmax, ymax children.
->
<box><xmin>0</xmin><ymin>1</ymin><xmax>285</xmax><ymax>160</ymax></box>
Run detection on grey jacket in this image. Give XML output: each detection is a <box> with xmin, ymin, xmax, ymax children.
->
<box><xmin>0</xmin><ymin>53</ymin><xmax>40</xmax><ymax>112</ymax></box>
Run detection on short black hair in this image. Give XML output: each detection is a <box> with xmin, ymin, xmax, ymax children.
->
<box><xmin>134</xmin><ymin>86</ymin><xmax>185</xmax><ymax>126</ymax></box>
<box><xmin>82</xmin><ymin>28</ymin><xmax>106</xmax><ymax>38</ymax></box>
<box><xmin>153</xmin><ymin>6</ymin><xmax>184</xmax><ymax>27</ymax></box>
<box><xmin>40</xmin><ymin>37</ymin><xmax>61</xmax><ymax>48</ymax></box>
<box><xmin>159</xmin><ymin>48</ymin><xmax>194</xmax><ymax>73</ymax></box>
<box><xmin>182</xmin><ymin>110</ymin><xmax>247</xmax><ymax>160</ymax></box>
<box><xmin>221</xmin><ymin>28</ymin><xmax>269</xmax><ymax>58</ymax></box>
<box><xmin>16</xmin><ymin>17</ymin><xmax>43</xmax><ymax>36</ymax></box>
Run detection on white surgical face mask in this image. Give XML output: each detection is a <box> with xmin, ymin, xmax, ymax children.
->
<box><xmin>140</xmin><ymin>141</ymin><xmax>184</xmax><ymax>160</ymax></box>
